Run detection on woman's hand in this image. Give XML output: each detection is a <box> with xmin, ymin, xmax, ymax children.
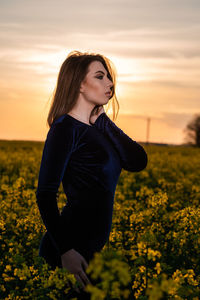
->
<box><xmin>61</xmin><ymin>248</ymin><xmax>92</xmax><ymax>293</ymax></box>
<box><xmin>90</xmin><ymin>105</ymin><xmax>105</xmax><ymax>125</ymax></box>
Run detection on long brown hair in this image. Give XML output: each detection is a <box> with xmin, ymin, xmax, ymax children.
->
<box><xmin>46</xmin><ymin>50</ymin><xmax>120</xmax><ymax>128</ymax></box>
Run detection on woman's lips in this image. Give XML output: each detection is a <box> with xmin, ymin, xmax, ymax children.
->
<box><xmin>105</xmin><ymin>92</ymin><xmax>111</xmax><ymax>97</ymax></box>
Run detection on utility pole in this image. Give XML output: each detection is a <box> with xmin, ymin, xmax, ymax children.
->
<box><xmin>146</xmin><ymin>117</ymin><xmax>151</xmax><ymax>144</ymax></box>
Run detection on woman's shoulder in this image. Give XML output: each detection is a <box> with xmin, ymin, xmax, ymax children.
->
<box><xmin>48</xmin><ymin>113</ymin><xmax>91</xmax><ymax>141</ymax></box>
<box><xmin>44</xmin><ymin>115</ymin><xmax>78</xmax><ymax>152</ymax></box>
<box><xmin>51</xmin><ymin>114</ymin><xmax>79</xmax><ymax>131</ymax></box>
<box><xmin>47</xmin><ymin>114</ymin><xmax>76</xmax><ymax>140</ymax></box>
<box><xmin>52</xmin><ymin>113</ymin><xmax>72</xmax><ymax>126</ymax></box>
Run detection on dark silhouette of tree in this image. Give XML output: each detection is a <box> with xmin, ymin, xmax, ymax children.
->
<box><xmin>183</xmin><ymin>113</ymin><xmax>200</xmax><ymax>147</ymax></box>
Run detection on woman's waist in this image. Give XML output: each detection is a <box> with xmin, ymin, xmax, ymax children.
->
<box><xmin>60</xmin><ymin>204</ymin><xmax>113</xmax><ymax>232</ymax></box>
<box><xmin>63</xmin><ymin>189</ymin><xmax>114</xmax><ymax>212</ymax></box>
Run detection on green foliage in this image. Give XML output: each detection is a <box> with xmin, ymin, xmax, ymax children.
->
<box><xmin>1</xmin><ymin>140</ymin><xmax>200</xmax><ymax>299</ymax></box>
<box><xmin>85</xmin><ymin>249</ymin><xmax>131</xmax><ymax>300</ymax></box>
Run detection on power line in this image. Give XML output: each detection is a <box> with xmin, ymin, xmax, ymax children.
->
<box><xmin>146</xmin><ymin>117</ymin><xmax>151</xmax><ymax>144</ymax></box>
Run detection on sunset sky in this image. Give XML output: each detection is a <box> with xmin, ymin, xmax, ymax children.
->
<box><xmin>0</xmin><ymin>0</ymin><xmax>200</xmax><ymax>144</ymax></box>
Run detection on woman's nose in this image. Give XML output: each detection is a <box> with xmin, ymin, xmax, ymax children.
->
<box><xmin>107</xmin><ymin>79</ymin><xmax>113</xmax><ymax>90</ymax></box>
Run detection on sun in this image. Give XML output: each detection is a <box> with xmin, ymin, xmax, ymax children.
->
<box><xmin>108</xmin><ymin>55</ymin><xmax>144</xmax><ymax>83</ymax></box>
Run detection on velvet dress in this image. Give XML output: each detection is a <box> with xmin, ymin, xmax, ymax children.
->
<box><xmin>35</xmin><ymin>112</ymin><xmax>148</xmax><ymax>297</ymax></box>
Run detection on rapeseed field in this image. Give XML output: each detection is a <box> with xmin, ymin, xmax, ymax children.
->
<box><xmin>1</xmin><ymin>140</ymin><xmax>200</xmax><ymax>299</ymax></box>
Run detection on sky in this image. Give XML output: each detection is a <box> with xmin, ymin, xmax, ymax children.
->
<box><xmin>0</xmin><ymin>0</ymin><xmax>200</xmax><ymax>145</ymax></box>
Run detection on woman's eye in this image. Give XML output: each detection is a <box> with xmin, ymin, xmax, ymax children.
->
<box><xmin>96</xmin><ymin>76</ymin><xmax>103</xmax><ymax>79</ymax></box>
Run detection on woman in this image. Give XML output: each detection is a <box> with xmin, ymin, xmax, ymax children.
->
<box><xmin>35</xmin><ymin>50</ymin><xmax>148</xmax><ymax>299</ymax></box>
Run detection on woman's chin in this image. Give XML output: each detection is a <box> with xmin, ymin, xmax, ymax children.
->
<box><xmin>103</xmin><ymin>97</ymin><xmax>110</xmax><ymax>104</ymax></box>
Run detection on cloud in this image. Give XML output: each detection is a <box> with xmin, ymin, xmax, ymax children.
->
<box><xmin>0</xmin><ymin>0</ymin><xmax>199</xmax><ymax>144</ymax></box>
<box><xmin>154</xmin><ymin>111</ymin><xmax>196</xmax><ymax>128</ymax></box>
<box><xmin>129</xmin><ymin>79</ymin><xmax>200</xmax><ymax>89</ymax></box>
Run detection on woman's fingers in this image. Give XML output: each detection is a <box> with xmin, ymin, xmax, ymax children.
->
<box><xmin>80</xmin><ymin>270</ymin><xmax>92</xmax><ymax>287</ymax></box>
<box><xmin>73</xmin><ymin>280</ymin><xmax>80</xmax><ymax>294</ymax></box>
<box><xmin>74</xmin><ymin>273</ymin><xmax>85</xmax><ymax>290</ymax></box>
<box><xmin>81</xmin><ymin>258</ymin><xmax>92</xmax><ymax>285</ymax></box>
<box><xmin>82</xmin><ymin>257</ymin><xmax>88</xmax><ymax>271</ymax></box>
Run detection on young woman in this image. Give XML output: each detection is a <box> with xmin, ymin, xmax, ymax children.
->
<box><xmin>35</xmin><ymin>50</ymin><xmax>148</xmax><ymax>299</ymax></box>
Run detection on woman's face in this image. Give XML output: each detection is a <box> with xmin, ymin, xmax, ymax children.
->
<box><xmin>80</xmin><ymin>60</ymin><xmax>114</xmax><ymax>105</ymax></box>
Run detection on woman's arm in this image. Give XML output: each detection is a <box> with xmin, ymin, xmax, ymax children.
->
<box><xmin>92</xmin><ymin>110</ymin><xmax>148</xmax><ymax>172</ymax></box>
<box><xmin>35</xmin><ymin>119</ymin><xmax>75</xmax><ymax>256</ymax></box>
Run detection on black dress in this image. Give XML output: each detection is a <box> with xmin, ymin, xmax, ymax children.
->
<box><xmin>35</xmin><ymin>112</ymin><xmax>148</xmax><ymax>297</ymax></box>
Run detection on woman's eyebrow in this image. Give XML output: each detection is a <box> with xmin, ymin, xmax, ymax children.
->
<box><xmin>94</xmin><ymin>70</ymin><xmax>108</xmax><ymax>75</ymax></box>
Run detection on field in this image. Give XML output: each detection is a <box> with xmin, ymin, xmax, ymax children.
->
<box><xmin>1</xmin><ymin>140</ymin><xmax>200</xmax><ymax>299</ymax></box>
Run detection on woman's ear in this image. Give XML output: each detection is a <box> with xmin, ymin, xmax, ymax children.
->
<box><xmin>79</xmin><ymin>84</ymin><xmax>84</xmax><ymax>93</ymax></box>
<box><xmin>80</xmin><ymin>77</ymin><xmax>87</xmax><ymax>93</ymax></box>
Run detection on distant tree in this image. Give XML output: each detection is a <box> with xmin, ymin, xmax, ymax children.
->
<box><xmin>183</xmin><ymin>113</ymin><xmax>200</xmax><ymax>147</ymax></box>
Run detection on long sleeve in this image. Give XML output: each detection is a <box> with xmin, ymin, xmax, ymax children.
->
<box><xmin>35</xmin><ymin>120</ymin><xmax>76</xmax><ymax>256</ymax></box>
<box><xmin>93</xmin><ymin>112</ymin><xmax>148</xmax><ymax>172</ymax></box>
